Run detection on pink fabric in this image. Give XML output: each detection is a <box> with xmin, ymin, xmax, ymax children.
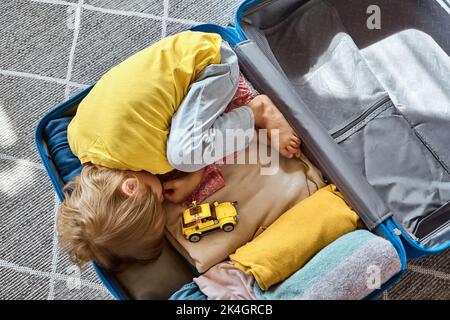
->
<box><xmin>161</xmin><ymin>73</ymin><xmax>257</xmax><ymax>205</ymax></box>
<box><xmin>194</xmin><ymin>261</ymin><xmax>256</xmax><ymax>300</ymax></box>
<box><xmin>184</xmin><ymin>163</ymin><xmax>225</xmax><ymax>204</ymax></box>
<box><xmin>225</xmin><ymin>72</ymin><xmax>256</xmax><ymax>113</ymax></box>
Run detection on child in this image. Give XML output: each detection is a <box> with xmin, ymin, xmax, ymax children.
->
<box><xmin>58</xmin><ymin>31</ymin><xmax>301</xmax><ymax>271</ymax></box>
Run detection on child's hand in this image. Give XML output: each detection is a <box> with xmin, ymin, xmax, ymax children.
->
<box><xmin>162</xmin><ymin>169</ymin><xmax>205</xmax><ymax>204</ymax></box>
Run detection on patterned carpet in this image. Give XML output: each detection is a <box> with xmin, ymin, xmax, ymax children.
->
<box><xmin>0</xmin><ymin>0</ymin><xmax>448</xmax><ymax>300</ymax></box>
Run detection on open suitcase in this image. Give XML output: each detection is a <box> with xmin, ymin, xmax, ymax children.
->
<box><xmin>35</xmin><ymin>0</ymin><xmax>450</xmax><ymax>300</ymax></box>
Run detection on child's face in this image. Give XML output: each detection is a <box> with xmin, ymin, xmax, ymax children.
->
<box><xmin>134</xmin><ymin>171</ymin><xmax>164</xmax><ymax>202</ymax></box>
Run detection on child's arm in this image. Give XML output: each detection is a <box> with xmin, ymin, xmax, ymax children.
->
<box><xmin>162</xmin><ymin>168</ymin><xmax>205</xmax><ymax>204</ymax></box>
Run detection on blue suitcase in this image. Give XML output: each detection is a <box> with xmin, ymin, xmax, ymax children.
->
<box><xmin>35</xmin><ymin>0</ymin><xmax>450</xmax><ymax>299</ymax></box>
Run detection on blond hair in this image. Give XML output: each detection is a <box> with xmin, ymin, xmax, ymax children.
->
<box><xmin>57</xmin><ymin>164</ymin><xmax>166</xmax><ymax>271</ymax></box>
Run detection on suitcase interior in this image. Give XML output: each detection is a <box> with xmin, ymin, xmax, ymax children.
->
<box><xmin>234</xmin><ymin>0</ymin><xmax>450</xmax><ymax>252</ymax></box>
<box><xmin>35</xmin><ymin>0</ymin><xmax>450</xmax><ymax>299</ymax></box>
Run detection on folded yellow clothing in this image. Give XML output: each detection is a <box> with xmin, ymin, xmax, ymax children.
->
<box><xmin>229</xmin><ymin>184</ymin><xmax>361</xmax><ymax>291</ymax></box>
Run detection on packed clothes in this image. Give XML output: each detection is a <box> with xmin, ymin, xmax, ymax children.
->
<box><xmin>229</xmin><ymin>184</ymin><xmax>362</xmax><ymax>290</ymax></box>
<box><xmin>164</xmin><ymin>147</ymin><xmax>325</xmax><ymax>273</ymax></box>
<box><xmin>253</xmin><ymin>230</ymin><xmax>402</xmax><ymax>300</ymax></box>
<box><xmin>193</xmin><ymin>261</ymin><xmax>256</xmax><ymax>300</ymax></box>
<box><xmin>170</xmin><ymin>230</ymin><xmax>401</xmax><ymax>300</ymax></box>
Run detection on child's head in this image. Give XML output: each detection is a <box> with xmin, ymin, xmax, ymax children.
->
<box><xmin>57</xmin><ymin>164</ymin><xmax>166</xmax><ymax>271</ymax></box>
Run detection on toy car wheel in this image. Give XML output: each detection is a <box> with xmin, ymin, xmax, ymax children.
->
<box><xmin>222</xmin><ymin>223</ymin><xmax>234</xmax><ymax>232</ymax></box>
<box><xmin>189</xmin><ymin>234</ymin><xmax>201</xmax><ymax>243</ymax></box>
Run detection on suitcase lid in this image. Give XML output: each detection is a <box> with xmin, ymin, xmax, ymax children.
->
<box><xmin>230</xmin><ymin>0</ymin><xmax>450</xmax><ymax>256</ymax></box>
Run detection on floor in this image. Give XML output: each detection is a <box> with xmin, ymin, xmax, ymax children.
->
<box><xmin>0</xmin><ymin>0</ymin><xmax>448</xmax><ymax>300</ymax></box>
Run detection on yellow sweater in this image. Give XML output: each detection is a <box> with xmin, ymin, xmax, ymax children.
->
<box><xmin>68</xmin><ymin>31</ymin><xmax>222</xmax><ymax>174</ymax></box>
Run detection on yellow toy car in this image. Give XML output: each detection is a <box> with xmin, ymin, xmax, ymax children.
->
<box><xmin>181</xmin><ymin>201</ymin><xmax>239</xmax><ymax>243</ymax></box>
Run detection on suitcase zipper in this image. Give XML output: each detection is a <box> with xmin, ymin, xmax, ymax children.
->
<box><xmin>331</xmin><ymin>96</ymin><xmax>391</xmax><ymax>140</ymax></box>
<box><xmin>243</xmin><ymin>0</ymin><xmax>273</xmax><ymax>17</ymax></box>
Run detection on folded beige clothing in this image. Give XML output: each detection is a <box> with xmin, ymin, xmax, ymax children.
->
<box><xmin>164</xmin><ymin>146</ymin><xmax>325</xmax><ymax>273</ymax></box>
